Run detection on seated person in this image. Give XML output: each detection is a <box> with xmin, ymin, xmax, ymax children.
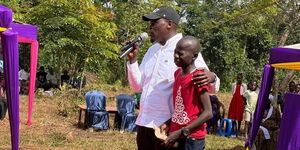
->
<box><xmin>296</xmin><ymin>84</ymin><xmax>300</xmax><ymax>94</ymax></box>
<box><xmin>253</xmin><ymin>94</ymin><xmax>281</xmax><ymax>150</ymax></box>
<box><xmin>46</xmin><ymin>67</ymin><xmax>60</xmax><ymax>89</ymax></box>
<box><xmin>0</xmin><ymin>71</ymin><xmax>5</xmax><ymax>98</ymax></box>
<box><xmin>206</xmin><ymin>95</ymin><xmax>225</xmax><ymax>134</ymax></box>
<box><xmin>70</xmin><ymin>76</ymin><xmax>86</xmax><ymax>88</ymax></box>
<box><xmin>19</xmin><ymin>66</ymin><xmax>30</xmax><ymax>94</ymax></box>
<box><xmin>36</xmin><ymin>66</ymin><xmax>47</xmax><ymax>90</ymax></box>
<box><xmin>61</xmin><ymin>70</ymin><xmax>70</xmax><ymax>86</ymax></box>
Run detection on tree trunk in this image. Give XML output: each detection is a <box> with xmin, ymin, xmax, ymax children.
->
<box><xmin>121</xmin><ymin>59</ymin><xmax>128</xmax><ymax>87</ymax></box>
<box><xmin>277</xmin><ymin>20</ymin><xmax>298</xmax><ymax>94</ymax></box>
<box><xmin>272</xmin><ymin>11</ymin><xmax>300</xmax><ymax>105</ymax></box>
<box><xmin>79</xmin><ymin>59</ymin><xmax>87</xmax><ymax>94</ymax></box>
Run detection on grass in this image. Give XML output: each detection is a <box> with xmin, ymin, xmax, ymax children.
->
<box><xmin>0</xmin><ymin>74</ymin><xmax>245</xmax><ymax>149</ymax></box>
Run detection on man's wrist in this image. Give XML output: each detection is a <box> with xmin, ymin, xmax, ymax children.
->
<box><xmin>129</xmin><ymin>58</ymin><xmax>137</xmax><ymax>64</ymax></box>
<box><xmin>181</xmin><ymin>127</ymin><xmax>190</xmax><ymax>137</ymax></box>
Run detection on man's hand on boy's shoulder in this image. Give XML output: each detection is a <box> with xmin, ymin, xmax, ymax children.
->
<box><xmin>192</xmin><ymin>68</ymin><xmax>216</xmax><ymax>87</ymax></box>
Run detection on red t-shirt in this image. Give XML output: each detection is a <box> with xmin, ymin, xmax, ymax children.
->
<box><xmin>169</xmin><ymin>68</ymin><xmax>209</xmax><ymax>139</ymax></box>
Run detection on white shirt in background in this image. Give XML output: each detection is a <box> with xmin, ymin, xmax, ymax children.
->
<box><xmin>19</xmin><ymin>69</ymin><xmax>29</xmax><ymax>81</ymax></box>
<box><xmin>46</xmin><ymin>73</ymin><xmax>58</xmax><ymax>85</ymax></box>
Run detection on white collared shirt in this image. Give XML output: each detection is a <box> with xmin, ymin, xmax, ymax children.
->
<box><xmin>127</xmin><ymin>33</ymin><xmax>220</xmax><ymax>128</ymax></box>
<box><xmin>232</xmin><ymin>83</ymin><xmax>247</xmax><ymax>95</ymax></box>
<box><xmin>19</xmin><ymin>69</ymin><xmax>29</xmax><ymax>81</ymax></box>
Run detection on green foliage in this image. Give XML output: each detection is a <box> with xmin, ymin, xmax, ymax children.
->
<box><xmin>182</xmin><ymin>0</ymin><xmax>278</xmax><ymax>90</ymax></box>
<box><xmin>96</xmin><ymin>0</ymin><xmax>177</xmax><ymax>84</ymax></box>
<box><xmin>25</xmin><ymin>0</ymin><xmax>118</xmax><ymax>77</ymax></box>
<box><xmin>2</xmin><ymin>0</ymin><xmax>300</xmax><ymax>89</ymax></box>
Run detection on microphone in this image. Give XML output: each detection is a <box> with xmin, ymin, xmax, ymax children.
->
<box><xmin>119</xmin><ymin>32</ymin><xmax>148</xmax><ymax>59</ymax></box>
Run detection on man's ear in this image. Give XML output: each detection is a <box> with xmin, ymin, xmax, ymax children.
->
<box><xmin>168</xmin><ymin>20</ymin><xmax>178</xmax><ymax>30</ymax></box>
<box><xmin>167</xmin><ymin>20</ymin><xmax>173</xmax><ymax>29</ymax></box>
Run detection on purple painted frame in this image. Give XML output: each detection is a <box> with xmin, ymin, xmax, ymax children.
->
<box><xmin>0</xmin><ymin>5</ymin><xmax>39</xmax><ymax>150</ymax></box>
<box><xmin>0</xmin><ymin>6</ymin><xmax>19</xmax><ymax>150</ymax></box>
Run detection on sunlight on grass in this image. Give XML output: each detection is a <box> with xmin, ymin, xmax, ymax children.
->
<box><xmin>0</xmin><ymin>90</ymin><xmax>245</xmax><ymax>150</ymax></box>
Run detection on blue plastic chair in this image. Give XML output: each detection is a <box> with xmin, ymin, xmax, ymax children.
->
<box><xmin>85</xmin><ymin>90</ymin><xmax>109</xmax><ymax>130</ymax></box>
<box><xmin>115</xmin><ymin>94</ymin><xmax>137</xmax><ymax>132</ymax></box>
<box><xmin>218</xmin><ymin>118</ymin><xmax>238</xmax><ymax>137</ymax></box>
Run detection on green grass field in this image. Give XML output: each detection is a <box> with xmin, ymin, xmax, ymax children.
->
<box><xmin>0</xmin><ymin>84</ymin><xmax>245</xmax><ymax>150</ymax></box>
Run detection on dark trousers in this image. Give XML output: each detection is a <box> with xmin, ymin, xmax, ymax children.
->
<box><xmin>175</xmin><ymin>138</ymin><xmax>205</xmax><ymax>150</ymax></box>
<box><xmin>136</xmin><ymin>125</ymin><xmax>167</xmax><ymax>150</ymax></box>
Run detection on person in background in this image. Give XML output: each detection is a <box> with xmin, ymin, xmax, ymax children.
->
<box><xmin>36</xmin><ymin>66</ymin><xmax>47</xmax><ymax>90</ymax></box>
<box><xmin>296</xmin><ymin>84</ymin><xmax>300</xmax><ymax>94</ymax></box>
<box><xmin>46</xmin><ymin>67</ymin><xmax>59</xmax><ymax>89</ymax></box>
<box><xmin>206</xmin><ymin>95</ymin><xmax>225</xmax><ymax>134</ymax></box>
<box><xmin>19</xmin><ymin>65</ymin><xmax>30</xmax><ymax>94</ymax></box>
<box><xmin>288</xmin><ymin>81</ymin><xmax>296</xmax><ymax>93</ymax></box>
<box><xmin>253</xmin><ymin>93</ymin><xmax>281</xmax><ymax>150</ymax></box>
<box><xmin>61</xmin><ymin>70</ymin><xmax>70</xmax><ymax>86</ymax></box>
<box><xmin>0</xmin><ymin>70</ymin><xmax>4</xmax><ymax>97</ymax></box>
<box><xmin>164</xmin><ymin>36</ymin><xmax>213</xmax><ymax>150</ymax></box>
<box><xmin>243</xmin><ymin>80</ymin><xmax>259</xmax><ymax>138</ymax></box>
<box><xmin>126</xmin><ymin>6</ymin><xmax>219</xmax><ymax>150</ymax></box>
<box><xmin>228</xmin><ymin>73</ymin><xmax>247</xmax><ymax>133</ymax></box>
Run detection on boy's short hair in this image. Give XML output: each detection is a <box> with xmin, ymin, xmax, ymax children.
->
<box><xmin>180</xmin><ymin>36</ymin><xmax>202</xmax><ymax>54</ymax></box>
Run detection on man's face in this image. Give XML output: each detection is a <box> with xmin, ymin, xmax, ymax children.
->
<box><xmin>149</xmin><ymin>18</ymin><xmax>169</xmax><ymax>44</ymax></box>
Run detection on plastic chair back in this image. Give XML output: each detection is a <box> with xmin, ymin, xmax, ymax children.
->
<box><xmin>115</xmin><ymin>94</ymin><xmax>136</xmax><ymax>132</ymax></box>
<box><xmin>85</xmin><ymin>90</ymin><xmax>106</xmax><ymax>111</ymax></box>
<box><xmin>116</xmin><ymin>94</ymin><xmax>135</xmax><ymax>115</ymax></box>
<box><xmin>84</xmin><ymin>90</ymin><xmax>109</xmax><ymax>130</ymax></box>
<box><xmin>218</xmin><ymin>118</ymin><xmax>238</xmax><ymax>137</ymax></box>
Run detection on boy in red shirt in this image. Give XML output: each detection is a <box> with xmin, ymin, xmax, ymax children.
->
<box><xmin>164</xmin><ymin>36</ymin><xmax>213</xmax><ymax>150</ymax></box>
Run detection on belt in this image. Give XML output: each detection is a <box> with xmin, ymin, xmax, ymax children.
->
<box><xmin>185</xmin><ymin>137</ymin><xmax>205</xmax><ymax>140</ymax></box>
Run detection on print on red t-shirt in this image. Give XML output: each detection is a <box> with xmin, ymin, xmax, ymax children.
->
<box><xmin>169</xmin><ymin>68</ymin><xmax>209</xmax><ymax>139</ymax></box>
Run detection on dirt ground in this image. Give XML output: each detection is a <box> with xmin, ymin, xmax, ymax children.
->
<box><xmin>0</xmin><ymin>73</ymin><xmax>242</xmax><ymax>150</ymax></box>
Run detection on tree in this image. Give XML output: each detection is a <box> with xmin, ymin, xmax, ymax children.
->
<box><xmin>96</xmin><ymin>0</ymin><xmax>177</xmax><ymax>84</ymax></box>
<box><xmin>181</xmin><ymin>0</ymin><xmax>277</xmax><ymax>90</ymax></box>
<box><xmin>276</xmin><ymin>0</ymin><xmax>300</xmax><ymax>90</ymax></box>
<box><xmin>25</xmin><ymin>0</ymin><xmax>118</xmax><ymax>83</ymax></box>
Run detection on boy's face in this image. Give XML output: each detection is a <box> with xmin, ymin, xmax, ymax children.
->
<box><xmin>174</xmin><ymin>41</ymin><xmax>195</xmax><ymax>67</ymax></box>
<box><xmin>249</xmin><ymin>81</ymin><xmax>257</xmax><ymax>91</ymax></box>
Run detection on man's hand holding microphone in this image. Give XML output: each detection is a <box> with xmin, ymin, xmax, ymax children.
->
<box><xmin>119</xmin><ymin>32</ymin><xmax>148</xmax><ymax>62</ymax></box>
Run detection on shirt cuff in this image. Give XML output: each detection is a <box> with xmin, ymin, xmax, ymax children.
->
<box><xmin>127</xmin><ymin>61</ymin><xmax>139</xmax><ymax>72</ymax></box>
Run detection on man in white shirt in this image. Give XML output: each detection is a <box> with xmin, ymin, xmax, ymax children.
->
<box><xmin>19</xmin><ymin>67</ymin><xmax>29</xmax><ymax>81</ymax></box>
<box><xmin>46</xmin><ymin>67</ymin><xmax>59</xmax><ymax>89</ymax></box>
<box><xmin>126</xmin><ymin>6</ymin><xmax>220</xmax><ymax>150</ymax></box>
<box><xmin>19</xmin><ymin>66</ymin><xmax>30</xmax><ymax>94</ymax></box>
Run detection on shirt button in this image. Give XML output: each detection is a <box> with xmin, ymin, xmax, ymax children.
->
<box><xmin>164</xmin><ymin>60</ymin><xmax>168</xmax><ymax>63</ymax></box>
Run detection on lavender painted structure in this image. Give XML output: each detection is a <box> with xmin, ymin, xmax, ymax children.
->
<box><xmin>0</xmin><ymin>6</ymin><xmax>19</xmax><ymax>150</ymax></box>
<box><xmin>277</xmin><ymin>93</ymin><xmax>300</xmax><ymax>150</ymax></box>
<box><xmin>246</xmin><ymin>46</ymin><xmax>300</xmax><ymax>150</ymax></box>
<box><xmin>0</xmin><ymin>5</ymin><xmax>39</xmax><ymax>150</ymax></box>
